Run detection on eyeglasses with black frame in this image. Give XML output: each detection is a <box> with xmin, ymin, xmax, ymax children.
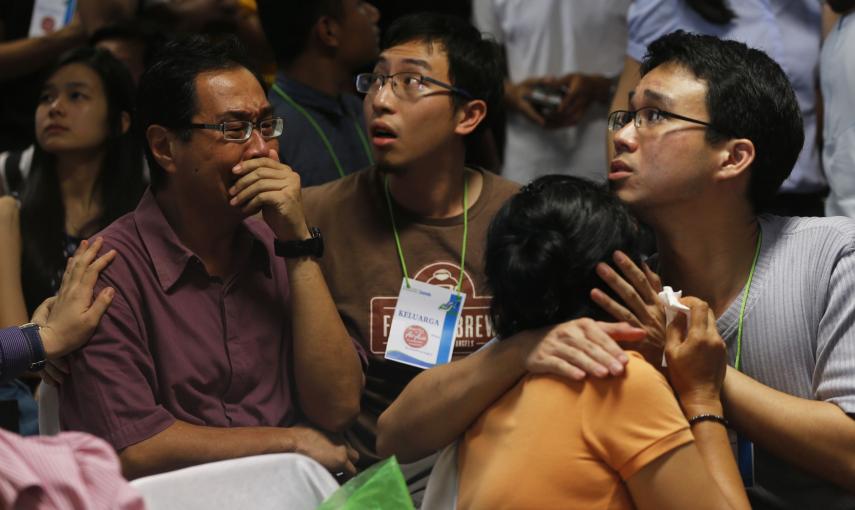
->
<box><xmin>355</xmin><ymin>72</ymin><xmax>474</xmax><ymax>101</ymax></box>
<box><xmin>186</xmin><ymin>117</ymin><xmax>284</xmax><ymax>142</ymax></box>
<box><xmin>608</xmin><ymin>107</ymin><xmax>712</xmax><ymax>132</ymax></box>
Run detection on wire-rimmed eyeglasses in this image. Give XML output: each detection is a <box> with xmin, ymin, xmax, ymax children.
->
<box><xmin>355</xmin><ymin>72</ymin><xmax>473</xmax><ymax>101</ymax></box>
<box><xmin>187</xmin><ymin>117</ymin><xmax>284</xmax><ymax>142</ymax></box>
<box><xmin>608</xmin><ymin>107</ymin><xmax>711</xmax><ymax>132</ymax></box>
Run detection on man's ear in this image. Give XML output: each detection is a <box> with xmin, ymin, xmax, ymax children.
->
<box><xmin>315</xmin><ymin>15</ymin><xmax>342</xmax><ymax>50</ymax></box>
<box><xmin>454</xmin><ymin>99</ymin><xmax>488</xmax><ymax>136</ymax></box>
<box><xmin>714</xmin><ymin>138</ymin><xmax>755</xmax><ymax>182</ymax></box>
<box><xmin>120</xmin><ymin>111</ymin><xmax>131</xmax><ymax>135</ymax></box>
<box><xmin>146</xmin><ymin>125</ymin><xmax>180</xmax><ymax>176</ymax></box>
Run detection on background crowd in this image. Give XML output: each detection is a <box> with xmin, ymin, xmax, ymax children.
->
<box><xmin>0</xmin><ymin>0</ymin><xmax>854</xmax><ymax>509</ymax></box>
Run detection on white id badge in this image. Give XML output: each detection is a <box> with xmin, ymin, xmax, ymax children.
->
<box><xmin>384</xmin><ymin>278</ymin><xmax>466</xmax><ymax>370</ymax></box>
<box><xmin>28</xmin><ymin>0</ymin><xmax>75</xmax><ymax>37</ymax></box>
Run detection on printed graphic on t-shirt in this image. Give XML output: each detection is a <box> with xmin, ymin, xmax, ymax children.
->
<box><xmin>370</xmin><ymin>261</ymin><xmax>494</xmax><ymax>355</ymax></box>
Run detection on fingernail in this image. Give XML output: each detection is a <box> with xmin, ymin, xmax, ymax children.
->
<box><xmin>595</xmin><ymin>366</ymin><xmax>608</xmax><ymax>377</ymax></box>
<box><xmin>228</xmin><ymin>186</ymin><xmax>236</xmax><ymax>195</ymax></box>
<box><xmin>617</xmin><ymin>352</ymin><xmax>629</xmax><ymax>364</ymax></box>
<box><xmin>232</xmin><ymin>164</ymin><xmax>241</xmax><ymax>173</ymax></box>
<box><xmin>106</xmin><ymin>288</ymin><xmax>115</xmax><ymax>298</ymax></box>
<box><xmin>610</xmin><ymin>362</ymin><xmax>624</xmax><ymax>374</ymax></box>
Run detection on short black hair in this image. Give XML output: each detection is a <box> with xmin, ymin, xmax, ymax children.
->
<box><xmin>136</xmin><ymin>34</ymin><xmax>261</xmax><ymax>190</ymax></box>
<box><xmin>640</xmin><ymin>30</ymin><xmax>804</xmax><ymax>213</ymax></box>
<box><xmin>381</xmin><ymin>12</ymin><xmax>503</xmax><ymax>136</ymax></box>
<box><xmin>485</xmin><ymin>175</ymin><xmax>644</xmax><ymax>339</ymax></box>
<box><xmin>256</xmin><ymin>0</ymin><xmax>342</xmax><ymax>65</ymax></box>
<box><xmin>827</xmin><ymin>0</ymin><xmax>855</xmax><ymax>13</ymax></box>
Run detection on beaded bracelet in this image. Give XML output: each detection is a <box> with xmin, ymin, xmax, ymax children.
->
<box><xmin>688</xmin><ymin>414</ymin><xmax>729</xmax><ymax>427</ymax></box>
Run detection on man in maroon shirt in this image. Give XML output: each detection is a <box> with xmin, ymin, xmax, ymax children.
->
<box><xmin>59</xmin><ymin>35</ymin><xmax>364</xmax><ymax>480</ymax></box>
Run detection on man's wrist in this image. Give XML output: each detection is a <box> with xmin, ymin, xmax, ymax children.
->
<box><xmin>275</xmin><ymin>227</ymin><xmax>323</xmax><ymax>259</ymax></box>
<box><xmin>38</xmin><ymin>326</ymin><xmax>58</xmax><ymax>359</ymax></box>
<box><xmin>679</xmin><ymin>397</ymin><xmax>724</xmax><ymax>419</ymax></box>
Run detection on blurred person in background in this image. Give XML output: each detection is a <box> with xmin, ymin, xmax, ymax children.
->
<box><xmin>473</xmin><ymin>0</ymin><xmax>630</xmax><ymax>184</ymax></box>
<box><xmin>257</xmin><ymin>0</ymin><xmax>381</xmax><ymax>187</ymax></box>
<box><xmin>821</xmin><ymin>0</ymin><xmax>855</xmax><ymax>217</ymax></box>
<box><xmin>0</xmin><ymin>47</ymin><xmax>145</xmax><ymax>435</ymax></box>
<box><xmin>0</xmin><ymin>2</ymin><xmax>86</xmax><ymax>153</ymax></box>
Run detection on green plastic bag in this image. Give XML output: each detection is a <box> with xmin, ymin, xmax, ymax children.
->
<box><xmin>316</xmin><ymin>456</ymin><xmax>415</xmax><ymax>510</ymax></box>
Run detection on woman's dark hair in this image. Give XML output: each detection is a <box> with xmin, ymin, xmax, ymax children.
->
<box><xmin>485</xmin><ymin>175</ymin><xmax>643</xmax><ymax>339</ymax></box>
<box><xmin>19</xmin><ymin>46</ymin><xmax>145</xmax><ymax>312</ymax></box>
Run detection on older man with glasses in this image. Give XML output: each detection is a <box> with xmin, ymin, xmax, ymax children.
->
<box><xmin>58</xmin><ymin>35</ymin><xmax>366</xmax><ymax>482</ymax></box>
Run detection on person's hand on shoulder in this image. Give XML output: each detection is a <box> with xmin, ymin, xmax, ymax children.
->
<box><xmin>522</xmin><ymin>318</ymin><xmax>646</xmax><ymax>380</ymax></box>
<box><xmin>591</xmin><ymin>250</ymin><xmax>667</xmax><ymax>356</ymax></box>
<box><xmin>33</xmin><ymin>237</ymin><xmax>116</xmax><ymax>385</ymax></box>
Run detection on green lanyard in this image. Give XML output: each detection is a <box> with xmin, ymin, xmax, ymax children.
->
<box><xmin>734</xmin><ymin>229</ymin><xmax>762</xmax><ymax>371</ymax></box>
<box><xmin>272</xmin><ymin>84</ymin><xmax>374</xmax><ymax>178</ymax></box>
<box><xmin>383</xmin><ymin>174</ymin><xmax>469</xmax><ymax>292</ymax></box>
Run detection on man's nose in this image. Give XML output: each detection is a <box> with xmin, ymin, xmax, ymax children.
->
<box><xmin>612</xmin><ymin>121</ymin><xmax>638</xmax><ymax>155</ymax></box>
<box><xmin>243</xmin><ymin>128</ymin><xmax>275</xmax><ymax>159</ymax></box>
<box><xmin>368</xmin><ymin>80</ymin><xmax>396</xmax><ymax>114</ymax></box>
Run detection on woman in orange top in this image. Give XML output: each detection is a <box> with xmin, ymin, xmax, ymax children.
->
<box><xmin>456</xmin><ymin>175</ymin><xmax>749</xmax><ymax>510</ymax></box>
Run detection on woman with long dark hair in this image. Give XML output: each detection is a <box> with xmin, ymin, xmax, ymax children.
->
<box><xmin>0</xmin><ymin>48</ymin><xmax>144</xmax><ymax>428</ymax></box>
<box><xmin>0</xmin><ymin>46</ymin><xmax>143</xmax><ymax>331</ymax></box>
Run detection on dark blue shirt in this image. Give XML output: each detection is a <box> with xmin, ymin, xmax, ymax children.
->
<box><xmin>269</xmin><ymin>73</ymin><xmax>373</xmax><ymax>187</ymax></box>
<box><xmin>0</xmin><ymin>327</ymin><xmax>30</xmax><ymax>384</ymax></box>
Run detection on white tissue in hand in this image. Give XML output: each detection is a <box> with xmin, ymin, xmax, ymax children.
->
<box><xmin>657</xmin><ymin>286</ymin><xmax>691</xmax><ymax>367</ymax></box>
<box><xmin>658</xmin><ymin>286</ymin><xmax>691</xmax><ymax>326</ymax></box>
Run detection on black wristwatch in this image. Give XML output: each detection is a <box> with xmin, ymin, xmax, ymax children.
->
<box><xmin>20</xmin><ymin>323</ymin><xmax>47</xmax><ymax>371</ymax></box>
<box><xmin>274</xmin><ymin>227</ymin><xmax>324</xmax><ymax>258</ymax></box>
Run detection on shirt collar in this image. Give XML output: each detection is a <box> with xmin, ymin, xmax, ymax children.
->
<box><xmin>134</xmin><ymin>189</ymin><xmax>272</xmax><ymax>291</ymax></box>
<box><xmin>274</xmin><ymin>72</ymin><xmax>347</xmax><ymax>117</ymax></box>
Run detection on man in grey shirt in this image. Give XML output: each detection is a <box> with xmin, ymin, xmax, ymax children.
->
<box><xmin>379</xmin><ymin>31</ymin><xmax>855</xmax><ymax>509</ymax></box>
<box><xmin>586</xmin><ymin>31</ymin><xmax>855</xmax><ymax>508</ymax></box>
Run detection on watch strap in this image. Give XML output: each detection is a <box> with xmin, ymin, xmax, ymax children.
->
<box><xmin>20</xmin><ymin>323</ymin><xmax>46</xmax><ymax>371</ymax></box>
<box><xmin>274</xmin><ymin>227</ymin><xmax>324</xmax><ymax>258</ymax></box>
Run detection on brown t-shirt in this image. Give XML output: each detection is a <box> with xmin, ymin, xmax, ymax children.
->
<box><xmin>303</xmin><ymin>167</ymin><xmax>519</xmax><ymax>464</ymax></box>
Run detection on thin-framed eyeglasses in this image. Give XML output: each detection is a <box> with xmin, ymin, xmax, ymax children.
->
<box><xmin>608</xmin><ymin>107</ymin><xmax>711</xmax><ymax>132</ymax></box>
<box><xmin>186</xmin><ymin>117</ymin><xmax>284</xmax><ymax>142</ymax></box>
<box><xmin>355</xmin><ymin>72</ymin><xmax>474</xmax><ymax>101</ymax></box>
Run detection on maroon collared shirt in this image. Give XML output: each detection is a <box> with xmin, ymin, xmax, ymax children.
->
<box><xmin>60</xmin><ymin>190</ymin><xmax>300</xmax><ymax>451</ymax></box>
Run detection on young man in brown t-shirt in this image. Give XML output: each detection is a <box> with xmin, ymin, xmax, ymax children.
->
<box><xmin>301</xmin><ymin>13</ymin><xmax>518</xmax><ymax>479</ymax></box>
